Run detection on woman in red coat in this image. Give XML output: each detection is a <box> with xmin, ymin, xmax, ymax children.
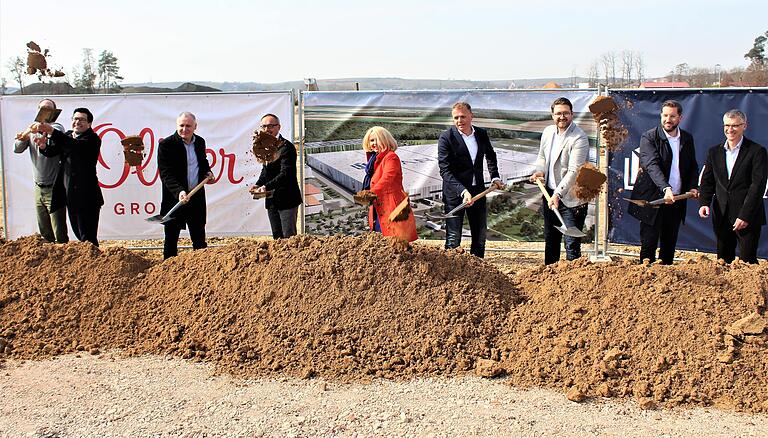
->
<box><xmin>362</xmin><ymin>126</ymin><xmax>418</xmax><ymax>242</ymax></box>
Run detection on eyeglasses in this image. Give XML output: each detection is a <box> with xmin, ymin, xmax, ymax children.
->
<box><xmin>553</xmin><ymin>112</ymin><xmax>572</xmax><ymax>117</ymax></box>
<box><xmin>724</xmin><ymin>123</ymin><xmax>744</xmax><ymax>129</ymax></box>
<box><xmin>260</xmin><ymin>123</ymin><xmax>279</xmax><ymax>129</ymax></box>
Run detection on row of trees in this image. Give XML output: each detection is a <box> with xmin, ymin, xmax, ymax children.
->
<box><xmin>582</xmin><ymin>30</ymin><xmax>768</xmax><ymax>88</ymax></box>
<box><xmin>585</xmin><ymin>50</ymin><xmax>646</xmax><ymax>88</ymax></box>
<box><xmin>4</xmin><ymin>48</ymin><xmax>122</xmax><ymax>94</ymax></box>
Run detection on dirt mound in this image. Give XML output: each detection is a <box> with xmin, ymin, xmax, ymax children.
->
<box><xmin>0</xmin><ymin>234</ymin><xmax>520</xmax><ymax>380</ymax></box>
<box><xmin>0</xmin><ymin>236</ymin><xmax>152</xmax><ymax>356</ymax></box>
<box><xmin>2</xmin><ymin>235</ymin><xmax>768</xmax><ymax>412</ymax></box>
<box><xmin>498</xmin><ymin>257</ymin><xmax>768</xmax><ymax>412</ymax></box>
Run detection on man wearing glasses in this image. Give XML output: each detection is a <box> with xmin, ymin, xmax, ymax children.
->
<box><xmin>158</xmin><ymin>112</ymin><xmax>214</xmax><ymax>259</ymax></box>
<box><xmin>699</xmin><ymin>109</ymin><xmax>767</xmax><ymax>263</ymax></box>
<box><xmin>33</xmin><ymin>108</ymin><xmax>103</xmax><ymax>246</ymax></box>
<box><xmin>529</xmin><ymin>97</ymin><xmax>589</xmax><ymax>265</ymax></box>
<box><xmin>249</xmin><ymin>114</ymin><xmax>302</xmax><ymax>239</ymax></box>
<box><xmin>628</xmin><ymin>100</ymin><xmax>699</xmax><ymax>265</ymax></box>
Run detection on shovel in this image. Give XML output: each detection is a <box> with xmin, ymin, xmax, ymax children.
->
<box><xmin>146</xmin><ymin>178</ymin><xmax>209</xmax><ymax>224</ymax></box>
<box><xmin>624</xmin><ymin>191</ymin><xmax>696</xmax><ymax>208</ymax></box>
<box><xmin>425</xmin><ymin>185</ymin><xmax>498</xmax><ymax>220</ymax></box>
<box><xmin>533</xmin><ymin>178</ymin><xmax>586</xmax><ymax>238</ymax></box>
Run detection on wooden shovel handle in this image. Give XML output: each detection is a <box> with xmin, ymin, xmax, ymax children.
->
<box><xmin>183</xmin><ymin>177</ymin><xmax>210</xmax><ymax>203</ymax></box>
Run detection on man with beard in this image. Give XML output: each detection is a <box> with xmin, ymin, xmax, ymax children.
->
<box><xmin>530</xmin><ymin>97</ymin><xmax>589</xmax><ymax>264</ymax></box>
<box><xmin>628</xmin><ymin>100</ymin><xmax>699</xmax><ymax>264</ymax></box>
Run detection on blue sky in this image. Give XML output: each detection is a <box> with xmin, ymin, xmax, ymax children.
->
<box><xmin>1</xmin><ymin>0</ymin><xmax>765</xmax><ymax>84</ymax></box>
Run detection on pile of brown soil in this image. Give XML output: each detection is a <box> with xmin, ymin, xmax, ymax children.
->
<box><xmin>499</xmin><ymin>257</ymin><xmax>768</xmax><ymax>412</ymax></box>
<box><xmin>0</xmin><ymin>234</ymin><xmax>520</xmax><ymax>380</ymax></box>
<box><xmin>1</xmin><ymin>235</ymin><xmax>768</xmax><ymax>412</ymax></box>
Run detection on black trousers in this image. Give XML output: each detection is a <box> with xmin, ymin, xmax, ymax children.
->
<box><xmin>713</xmin><ymin>214</ymin><xmax>761</xmax><ymax>264</ymax></box>
<box><xmin>444</xmin><ymin>185</ymin><xmax>488</xmax><ymax>258</ymax></box>
<box><xmin>163</xmin><ymin>221</ymin><xmax>207</xmax><ymax>259</ymax></box>
<box><xmin>68</xmin><ymin>205</ymin><xmax>101</xmax><ymax>246</ymax></box>
<box><xmin>639</xmin><ymin>203</ymin><xmax>685</xmax><ymax>265</ymax></box>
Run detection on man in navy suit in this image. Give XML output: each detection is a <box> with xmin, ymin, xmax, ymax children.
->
<box><xmin>699</xmin><ymin>109</ymin><xmax>767</xmax><ymax>263</ymax></box>
<box><xmin>438</xmin><ymin>102</ymin><xmax>503</xmax><ymax>258</ymax></box>
<box><xmin>628</xmin><ymin>100</ymin><xmax>699</xmax><ymax>265</ymax></box>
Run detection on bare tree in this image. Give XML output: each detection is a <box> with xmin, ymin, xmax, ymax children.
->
<box><xmin>633</xmin><ymin>53</ymin><xmax>645</xmax><ymax>85</ymax></box>
<box><xmin>601</xmin><ymin>52</ymin><xmax>618</xmax><ymax>85</ymax></box>
<box><xmin>6</xmin><ymin>56</ymin><xmax>25</xmax><ymax>94</ymax></box>
<box><xmin>672</xmin><ymin>63</ymin><xmax>690</xmax><ymax>82</ymax></box>
<box><xmin>587</xmin><ymin>61</ymin><xmax>600</xmax><ymax>87</ymax></box>
<box><xmin>1</xmin><ymin>76</ymin><xmax>7</xmax><ymax>95</ymax></box>
<box><xmin>621</xmin><ymin>50</ymin><xmax>635</xmax><ymax>86</ymax></box>
<box><xmin>73</xmin><ymin>48</ymin><xmax>97</xmax><ymax>93</ymax></box>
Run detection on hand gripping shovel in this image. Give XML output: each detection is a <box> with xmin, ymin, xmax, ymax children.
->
<box><xmin>624</xmin><ymin>191</ymin><xmax>696</xmax><ymax>208</ymax></box>
<box><xmin>425</xmin><ymin>185</ymin><xmax>497</xmax><ymax>221</ymax></box>
<box><xmin>534</xmin><ymin>178</ymin><xmax>586</xmax><ymax>238</ymax></box>
<box><xmin>146</xmin><ymin>178</ymin><xmax>208</xmax><ymax>224</ymax></box>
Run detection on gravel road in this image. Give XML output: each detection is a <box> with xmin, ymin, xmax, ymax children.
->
<box><xmin>2</xmin><ymin>353</ymin><xmax>766</xmax><ymax>437</ymax></box>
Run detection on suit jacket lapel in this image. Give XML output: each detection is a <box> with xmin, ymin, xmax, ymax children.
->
<box><xmin>728</xmin><ymin>140</ymin><xmax>749</xmax><ymax>185</ymax></box>
<box><xmin>713</xmin><ymin>142</ymin><xmax>728</xmax><ymax>184</ymax></box>
<box><xmin>452</xmin><ymin>126</ymin><xmax>473</xmax><ymax>163</ymax></box>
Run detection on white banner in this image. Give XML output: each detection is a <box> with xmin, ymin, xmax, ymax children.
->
<box><xmin>0</xmin><ymin>92</ymin><xmax>294</xmax><ymax>240</ymax></box>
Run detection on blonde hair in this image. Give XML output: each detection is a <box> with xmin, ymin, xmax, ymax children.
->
<box><xmin>362</xmin><ymin>126</ymin><xmax>398</xmax><ymax>153</ymax></box>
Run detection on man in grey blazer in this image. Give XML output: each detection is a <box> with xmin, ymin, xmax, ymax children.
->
<box><xmin>529</xmin><ymin>97</ymin><xmax>589</xmax><ymax>265</ymax></box>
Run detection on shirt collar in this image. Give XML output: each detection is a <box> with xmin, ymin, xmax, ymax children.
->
<box><xmin>724</xmin><ymin>136</ymin><xmax>743</xmax><ymax>152</ymax></box>
<box><xmin>663</xmin><ymin>128</ymin><xmax>680</xmax><ymax>140</ymax></box>
<box><xmin>182</xmin><ymin>134</ymin><xmax>196</xmax><ymax>146</ymax></box>
<box><xmin>458</xmin><ymin>126</ymin><xmax>475</xmax><ymax>137</ymax></box>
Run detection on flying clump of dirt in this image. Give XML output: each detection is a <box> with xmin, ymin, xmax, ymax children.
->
<box><xmin>573</xmin><ymin>163</ymin><xmax>607</xmax><ymax>202</ymax></box>
<box><xmin>589</xmin><ymin>95</ymin><xmax>628</xmax><ymax>151</ymax></box>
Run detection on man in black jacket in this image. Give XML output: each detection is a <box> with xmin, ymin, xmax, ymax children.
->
<box><xmin>438</xmin><ymin>102</ymin><xmax>503</xmax><ymax>258</ymax></box>
<box><xmin>158</xmin><ymin>112</ymin><xmax>214</xmax><ymax>259</ymax></box>
<box><xmin>699</xmin><ymin>109</ymin><xmax>767</xmax><ymax>263</ymax></box>
<box><xmin>249</xmin><ymin>114</ymin><xmax>303</xmax><ymax>239</ymax></box>
<box><xmin>628</xmin><ymin>100</ymin><xmax>699</xmax><ymax>264</ymax></box>
<box><xmin>35</xmin><ymin>108</ymin><xmax>103</xmax><ymax>246</ymax></box>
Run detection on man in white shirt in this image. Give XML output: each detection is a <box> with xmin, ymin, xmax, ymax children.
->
<box><xmin>437</xmin><ymin>102</ymin><xmax>503</xmax><ymax>258</ymax></box>
<box><xmin>699</xmin><ymin>109</ymin><xmax>767</xmax><ymax>263</ymax></box>
<box><xmin>530</xmin><ymin>97</ymin><xmax>589</xmax><ymax>265</ymax></box>
<box><xmin>628</xmin><ymin>100</ymin><xmax>699</xmax><ymax>264</ymax></box>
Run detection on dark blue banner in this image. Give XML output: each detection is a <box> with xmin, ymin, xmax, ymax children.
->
<box><xmin>608</xmin><ymin>88</ymin><xmax>768</xmax><ymax>258</ymax></box>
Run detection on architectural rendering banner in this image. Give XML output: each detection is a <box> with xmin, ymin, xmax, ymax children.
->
<box><xmin>303</xmin><ymin>89</ymin><xmax>599</xmax><ymax>241</ymax></box>
<box><xmin>1</xmin><ymin>92</ymin><xmax>293</xmax><ymax>240</ymax></box>
<box><xmin>607</xmin><ymin>88</ymin><xmax>768</xmax><ymax>258</ymax></box>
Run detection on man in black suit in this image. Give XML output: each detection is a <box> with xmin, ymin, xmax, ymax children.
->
<box><xmin>158</xmin><ymin>112</ymin><xmax>214</xmax><ymax>259</ymax></box>
<box><xmin>249</xmin><ymin>114</ymin><xmax>303</xmax><ymax>239</ymax></box>
<box><xmin>438</xmin><ymin>102</ymin><xmax>503</xmax><ymax>258</ymax></box>
<box><xmin>34</xmin><ymin>108</ymin><xmax>103</xmax><ymax>246</ymax></box>
<box><xmin>699</xmin><ymin>109</ymin><xmax>767</xmax><ymax>263</ymax></box>
<box><xmin>628</xmin><ymin>100</ymin><xmax>699</xmax><ymax>264</ymax></box>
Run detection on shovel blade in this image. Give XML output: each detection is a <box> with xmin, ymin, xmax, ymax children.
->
<box><xmin>624</xmin><ymin>198</ymin><xmax>649</xmax><ymax>207</ymax></box>
<box><xmin>145</xmin><ymin>214</ymin><xmax>165</xmax><ymax>223</ymax></box>
<box><xmin>560</xmin><ymin>226</ymin><xmax>586</xmax><ymax>238</ymax></box>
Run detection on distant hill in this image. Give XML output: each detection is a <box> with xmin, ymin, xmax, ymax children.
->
<box><xmin>2</xmin><ymin>76</ymin><xmax>596</xmax><ymax>97</ymax></box>
<box><xmin>124</xmin><ymin>77</ymin><xmax>593</xmax><ymax>92</ymax></box>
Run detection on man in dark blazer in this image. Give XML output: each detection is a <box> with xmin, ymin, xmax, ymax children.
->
<box><xmin>158</xmin><ymin>112</ymin><xmax>214</xmax><ymax>259</ymax></box>
<box><xmin>438</xmin><ymin>101</ymin><xmax>503</xmax><ymax>258</ymax></box>
<box><xmin>35</xmin><ymin>108</ymin><xmax>103</xmax><ymax>246</ymax></box>
<box><xmin>699</xmin><ymin>109</ymin><xmax>767</xmax><ymax>264</ymax></box>
<box><xmin>628</xmin><ymin>100</ymin><xmax>699</xmax><ymax>264</ymax></box>
<box><xmin>249</xmin><ymin>114</ymin><xmax>303</xmax><ymax>239</ymax></box>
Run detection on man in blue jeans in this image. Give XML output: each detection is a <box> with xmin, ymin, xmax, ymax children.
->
<box><xmin>438</xmin><ymin>102</ymin><xmax>503</xmax><ymax>258</ymax></box>
<box><xmin>530</xmin><ymin>97</ymin><xmax>589</xmax><ymax>265</ymax></box>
